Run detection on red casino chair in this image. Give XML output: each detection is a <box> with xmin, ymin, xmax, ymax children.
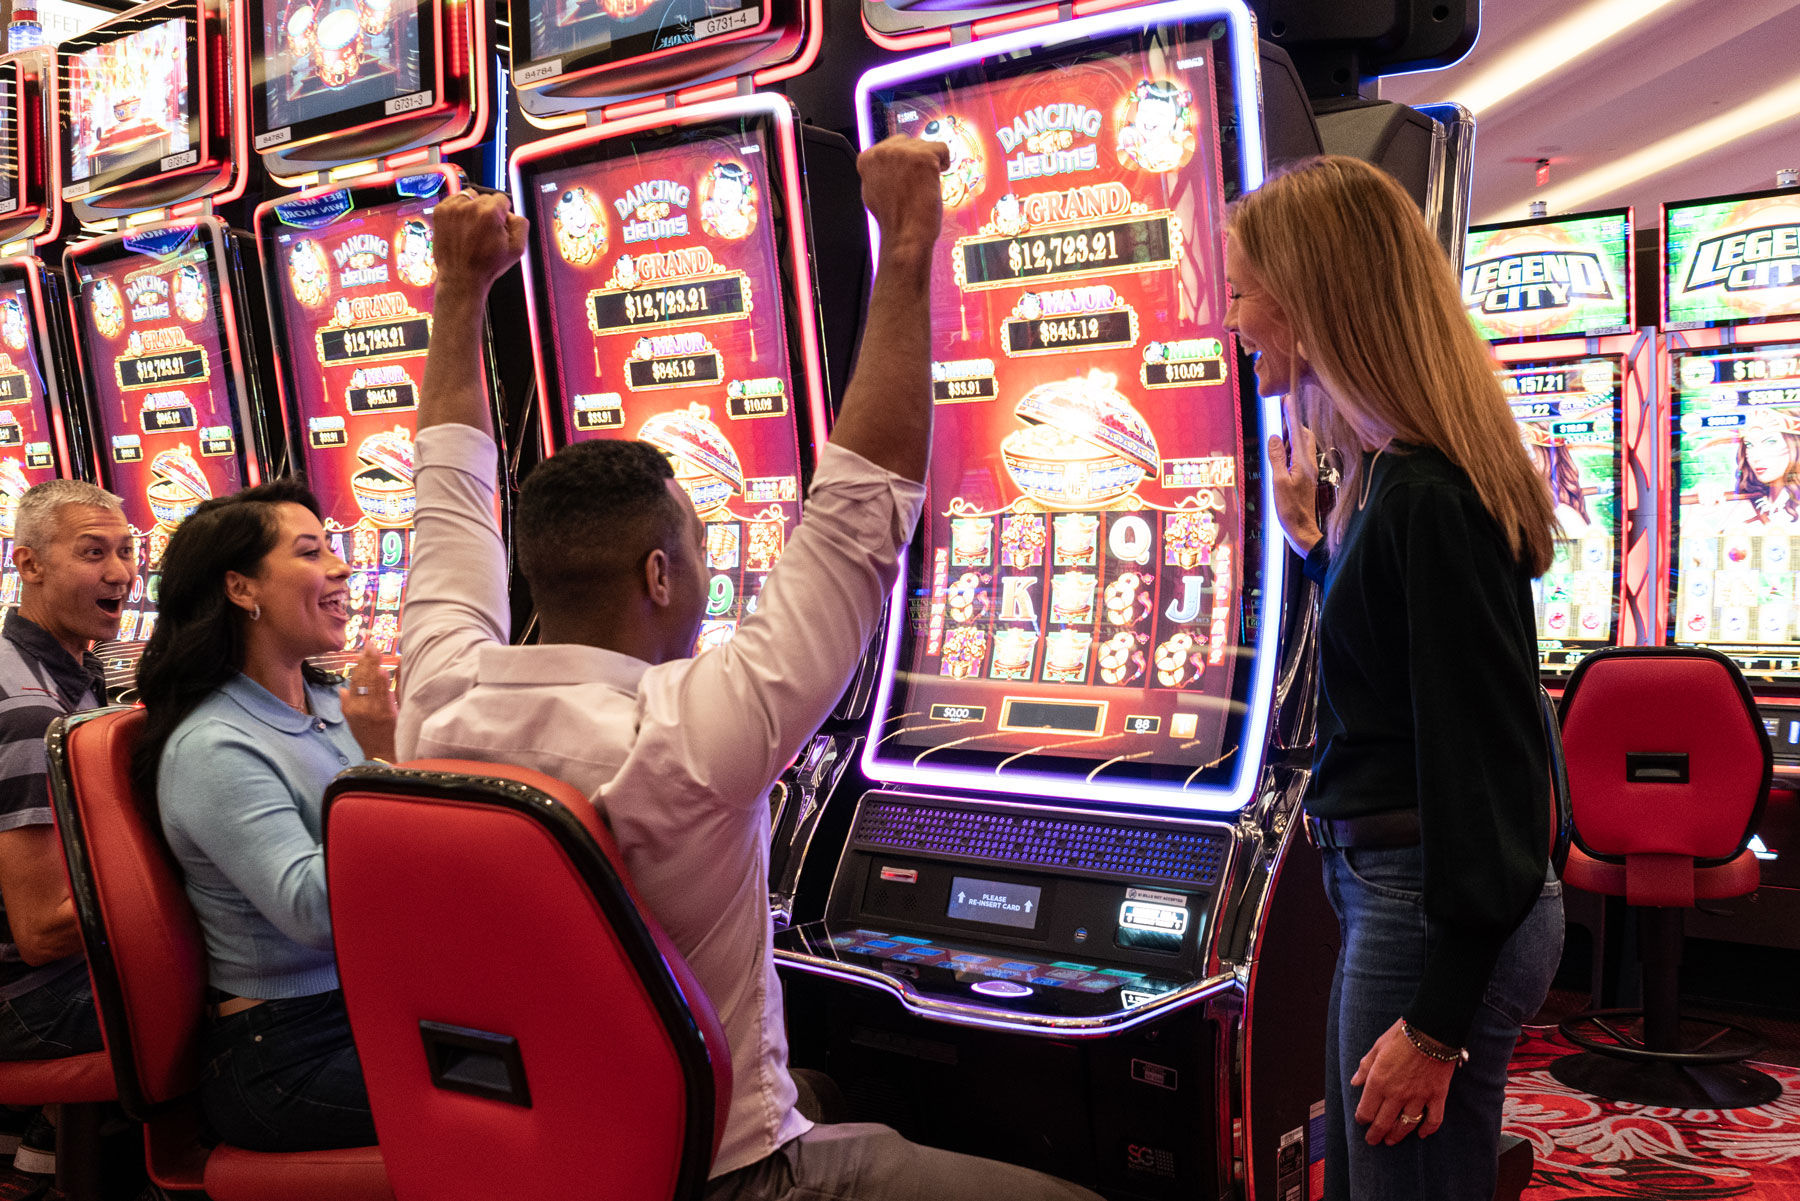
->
<box><xmin>45</xmin><ymin>707</ymin><xmax>393</xmax><ymax>1201</ymax></box>
<box><xmin>1550</xmin><ymin>646</ymin><xmax>1781</xmax><ymax>1109</ymax></box>
<box><xmin>322</xmin><ymin>760</ymin><xmax>732</xmax><ymax>1201</ymax></box>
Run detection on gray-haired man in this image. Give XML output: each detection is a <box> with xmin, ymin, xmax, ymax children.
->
<box><xmin>0</xmin><ymin>481</ymin><xmax>133</xmax><ymax>1171</ymax></box>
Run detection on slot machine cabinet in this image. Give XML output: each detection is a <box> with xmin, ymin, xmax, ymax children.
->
<box><xmin>510</xmin><ymin>93</ymin><xmax>855</xmax><ymax>656</ymax></box>
<box><xmin>251</xmin><ymin>0</ymin><xmax>507</xmax><ymax>674</ymax></box>
<box><xmin>507</xmin><ymin>0</ymin><xmax>820</xmax><ymax>126</ymax></box>
<box><xmin>772</xmin><ymin>5</ymin><xmax>1338</xmax><ymax>1198</ymax></box>
<box><xmin>254</xmin><ymin>167</ymin><xmax>510</xmax><ymax>669</ymax></box>
<box><xmin>1659</xmin><ymin>183</ymin><xmax>1800</xmax><ymax>952</ymax></box>
<box><xmin>1464</xmin><ymin>208</ymin><xmax>1656</xmax><ymax>683</ymax></box>
<box><xmin>58</xmin><ymin>0</ymin><xmax>272</xmax><ymax>696</ymax></box>
<box><xmin>0</xmin><ymin>45</ymin><xmax>87</xmax><ymax>619</ymax></box>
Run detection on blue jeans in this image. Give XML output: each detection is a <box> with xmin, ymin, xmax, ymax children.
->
<box><xmin>1322</xmin><ymin>845</ymin><xmax>1563</xmax><ymax>1201</ymax></box>
<box><xmin>0</xmin><ymin>959</ymin><xmax>103</xmax><ymax>1060</ymax></box>
<box><xmin>201</xmin><ymin>989</ymin><xmax>375</xmax><ymax>1152</ymax></box>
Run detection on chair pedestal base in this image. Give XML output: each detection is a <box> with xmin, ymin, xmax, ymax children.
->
<box><xmin>1551</xmin><ymin>1051</ymin><xmax>1782</xmax><ymax>1110</ymax></box>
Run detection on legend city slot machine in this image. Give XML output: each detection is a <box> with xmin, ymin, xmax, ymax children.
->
<box><xmin>514</xmin><ymin>95</ymin><xmax>827</xmax><ymax>653</ymax></box>
<box><xmin>256</xmin><ymin>169</ymin><xmax>468</xmax><ymax>661</ymax></box>
<box><xmin>1668</xmin><ymin>340</ymin><xmax>1800</xmax><ymax>673</ymax></box>
<box><xmin>1500</xmin><ymin>355</ymin><xmax>1623</xmax><ymax>669</ymax></box>
<box><xmin>857</xmin><ymin>16</ymin><xmax>1257</xmax><ymax>798</ymax></box>
<box><xmin>1666</xmin><ymin>186</ymin><xmax>1800</xmax><ymax>332</ymax></box>
<box><xmin>65</xmin><ymin>222</ymin><xmax>261</xmax><ymax>652</ymax></box>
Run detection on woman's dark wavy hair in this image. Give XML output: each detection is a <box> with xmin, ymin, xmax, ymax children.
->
<box><xmin>131</xmin><ymin>479</ymin><xmax>336</xmax><ymax>806</ymax></box>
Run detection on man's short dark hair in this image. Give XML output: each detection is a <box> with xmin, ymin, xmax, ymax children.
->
<box><xmin>516</xmin><ymin>440</ymin><xmax>684</xmax><ymax>610</ymax></box>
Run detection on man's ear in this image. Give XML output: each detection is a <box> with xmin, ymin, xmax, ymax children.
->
<box><xmin>643</xmin><ymin>547</ymin><xmax>673</xmax><ymax>607</ymax></box>
<box><xmin>12</xmin><ymin>543</ymin><xmax>43</xmax><ymax>586</ymax></box>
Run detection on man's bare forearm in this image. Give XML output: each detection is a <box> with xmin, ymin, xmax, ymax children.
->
<box><xmin>827</xmin><ymin>243</ymin><xmax>934</xmax><ymax>483</ymax></box>
<box><xmin>419</xmin><ymin>287</ymin><xmax>494</xmax><ymax>436</ymax></box>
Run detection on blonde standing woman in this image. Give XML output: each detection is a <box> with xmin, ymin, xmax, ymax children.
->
<box><xmin>1227</xmin><ymin>155</ymin><xmax>1565</xmax><ymax>1201</ymax></box>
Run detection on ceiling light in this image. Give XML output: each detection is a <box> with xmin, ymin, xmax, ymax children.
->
<box><xmin>1453</xmin><ymin>0</ymin><xmax>1687</xmax><ymax>117</ymax></box>
<box><xmin>1478</xmin><ymin>71</ymin><xmax>1800</xmax><ymax>222</ymax></box>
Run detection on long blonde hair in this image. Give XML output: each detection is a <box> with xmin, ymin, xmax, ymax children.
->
<box><xmin>1228</xmin><ymin>155</ymin><xmax>1556</xmax><ymax>576</ymax></box>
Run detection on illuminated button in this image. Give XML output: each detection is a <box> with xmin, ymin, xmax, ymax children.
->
<box><xmin>971</xmin><ymin>980</ymin><xmax>1034</xmax><ymax>999</ymax></box>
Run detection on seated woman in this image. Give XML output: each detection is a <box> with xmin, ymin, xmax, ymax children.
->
<box><xmin>131</xmin><ymin>481</ymin><xmax>395</xmax><ymax>1152</ymax></box>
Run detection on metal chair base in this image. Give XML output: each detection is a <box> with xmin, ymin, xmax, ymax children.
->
<box><xmin>1551</xmin><ymin>1050</ymin><xmax>1782</xmax><ymax>1110</ymax></box>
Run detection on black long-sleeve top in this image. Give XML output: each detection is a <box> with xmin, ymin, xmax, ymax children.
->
<box><xmin>1302</xmin><ymin>444</ymin><xmax>1550</xmax><ymax>1048</ymax></box>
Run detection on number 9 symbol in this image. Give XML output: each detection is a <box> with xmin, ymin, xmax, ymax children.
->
<box><xmin>707</xmin><ymin>574</ymin><xmax>735</xmax><ymax>617</ymax></box>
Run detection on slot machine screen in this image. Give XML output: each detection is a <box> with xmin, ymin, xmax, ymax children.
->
<box><xmin>0</xmin><ymin>62</ymin><xmax>18</xmax><ymax>214</ymax></box>
<box><xmin>1462</xmin><ymin>208</ymin><xmax>1633</xmax><ymax>343</ymax></box>
<box><xmin>1669</xmin><ymin>341</ymin><xmax>1800</xmax><ymax>677</ymax></box>
<box><xmin>68</xmin><ymin>226</ymin><xmax>253</xmax><ymax>645</ymax></box>
<box><xmin>858</xmin><ymin>12</ymin><xmax>1262</xmax><ymax>803</ymax></box>
<box><xmin>63</xmin><ymin>12</ymin><xmax>200</xmax><ymax>198</ymax></box>
<box><xmin>1500</xmin><ymin>355</ymin><xmax>1622</xmax><ymax>672</ymax></box>
<box><xmin>258</xmin><ymin>171</ymin><xmax>451</xmax><ymax>657</ymax></box>
<box><xmin>517</xmin><ymin>104</ymin><xmax>814</xmax><ymax>651</ymax></box>
<box><xmin>0</xmin><ymin>266</ymin><xmax>71</xmax><ymax>612</ymax></box>
<box><xmin>253</xmin><ymin>0</ymin><xmax>428</xmax><ymax>147</ymax></box>
<box><xmin>515</xmin><ymin>0</ymin><xmax>764</xmax><ymax>80</ymax></box>
<box><xmin>1665</xmin><ymin>188</ymin><xmax>1800</xmax><ymax>331</ymax></box>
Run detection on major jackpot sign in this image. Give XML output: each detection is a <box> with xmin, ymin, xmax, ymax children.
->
<box><xmin>1666</xmin><ymin>188</ymin><xmax>1800</xmax><ymax>330</ymax></box>
<box><xmin>1462</xmin><ymin>210</ymin><xmax>1633</xmax><ymax>342</ymax></box>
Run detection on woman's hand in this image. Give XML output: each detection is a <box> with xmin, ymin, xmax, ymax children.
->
<box><xmin>1265</xmin><ymin>394</ymin><xmax>1324</xmax><ymax>557</ymax></box>
<box><xmin>1351</xmin><ymin>1019</ymin><xmax>1458</xmax><ymax>1145</ymax></box>
<box><xmin>340</xmin><ymin>643</ymin><xmax>397</xmax><ymax>764</ymax></box>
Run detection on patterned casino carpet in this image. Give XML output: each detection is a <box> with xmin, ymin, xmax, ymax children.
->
<box><xmin>1506</xmin><ymin>1028</ymin><xmax>1800</xmax><ymax>1199</ymax></box>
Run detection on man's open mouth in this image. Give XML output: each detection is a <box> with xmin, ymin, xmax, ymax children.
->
<box><xmin>96</xmin><ymin>596</ymin><xmax>123</xmax><ymax>617</ymax></box>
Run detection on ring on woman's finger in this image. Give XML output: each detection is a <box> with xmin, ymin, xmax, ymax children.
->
<box><xmin>1398</xmin><ymin>1112</ymin><xmax>1422</xmax><ymax>1125</ymax></box>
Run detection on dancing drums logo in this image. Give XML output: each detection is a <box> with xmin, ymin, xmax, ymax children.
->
<box><xmin>614</xmin><ymin>178</ymin><xmax>691</xmax><ymax>244</ymax></box>
<box><xmin>1462</xmin><ymin>213</ymin><xmax>1631</xmax><ymax>340</ymax></box>
<box><xmin>1668</xmin><ymin>192</ymin><xmax>1800</xmax><ymax>327</ymax></box>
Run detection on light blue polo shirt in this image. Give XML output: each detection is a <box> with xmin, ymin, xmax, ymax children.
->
<box><xmin>158</xmin><ymin>673</ymin><xmax>368</xmax><ymax>999</ymax></box>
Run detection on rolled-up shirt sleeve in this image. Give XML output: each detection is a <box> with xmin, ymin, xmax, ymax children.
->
<box><xmin>397</xmin><ymin>423</ymin><xmax>508</xmax><ymax>759</ymax></box>
<box><xmin>630</xmin><ymin>444</ymin><xmax>925</xmax><ymax>809</ymax></box>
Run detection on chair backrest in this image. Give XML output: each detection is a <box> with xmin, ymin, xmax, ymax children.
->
<box><xmin>323</xmin><ymin>760</ymin><xmax>733</xmax><ymax>1201</ymax></box>
<box><xmin>1538</xmin><ymin>685</ymin><xmax>1573</xmax><ymax>874</ymax></box>
<box><xmin>1558</xmin><ymin>647</ymin><xmax>1770</xmax><ymax>863</ymax></box>
<box><xmin>46</xmin><ymin>707</ymin><xmax>208</xmax><ymax>1120</ymax></box>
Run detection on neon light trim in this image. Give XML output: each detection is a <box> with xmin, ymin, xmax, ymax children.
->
<box><xmin>853</xmin><ymin>0</ymin><xmax>1274</xmax><ymax>814</ymax></box>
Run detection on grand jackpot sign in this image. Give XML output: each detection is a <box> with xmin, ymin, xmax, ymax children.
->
<box><xmin>1462</xmin><ymin>209</ymin><xmax>1633</xmax><ymax>342</ymax></box>
<box><xmin>1666</xmin><ymin>187</ymin><xmax>1800</xmax><ymax>330</ymax></box>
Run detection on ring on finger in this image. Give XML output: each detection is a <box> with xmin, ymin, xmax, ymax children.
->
<box><xmin>1398</xmin><ymin>1112</ymin><xmax>1422</xmax><ymax>1125</ymax></box>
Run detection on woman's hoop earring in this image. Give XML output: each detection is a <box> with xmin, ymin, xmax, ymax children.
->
<box><xmin>250</xmin><ymin>604</ymin><xmax>261</xmax><ymax>622</ymax></box>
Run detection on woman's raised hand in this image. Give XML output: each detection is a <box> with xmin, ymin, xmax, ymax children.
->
<box><xmin>1266</xmin><ymin>392</ymin><xmax>1325</xmax><ymax>558</ymax></box>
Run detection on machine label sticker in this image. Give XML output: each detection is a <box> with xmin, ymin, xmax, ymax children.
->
<box><xmin>159</xmin><ymin>148</ymin><xmax>199</xmax><ymax>173</ymax></box>
<box><xmin>384</xmin><ymin>89</ymin><xmax>435</xmax><ymax>117</ymax></box>
<box><xmin>1124</xmin><ymin>887</ymin><xmax>1186</xmax><ymax>907</ymax></box>
<box><xmin>254</xmin><ymin>127</ymin><xmax>294</xmax><ymax>150</ymax></box>
<box><xmin>1129</xmin><ymin>1058</ymin><xmax>1178</xmax><ymax>1090</ymax></box>
<box><xmin>512</xmin><ymin>59</ymin><xmax>562</xmax><ymax>85</ymax></box>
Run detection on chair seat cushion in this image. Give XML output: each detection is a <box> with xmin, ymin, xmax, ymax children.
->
<box><xmin>0</xmin><ymin>1050</ymin><xmax>117</xmax><ymax>1104</ymax></box>
<box><xmin>1564</xmin><ymin>845</ymin><xmax>1760</xmax><ymax>905</ymax></box>
<box><xmin>204</xmin><ymin>1143</ymin><xmax>392</xmax><ymax>1201</ymax></box>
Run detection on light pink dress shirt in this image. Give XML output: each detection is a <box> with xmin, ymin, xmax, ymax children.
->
<box><xmin>396</xmin><ymin>424</ymin><xmax>924</xmax><ymax>1176</ymax></box>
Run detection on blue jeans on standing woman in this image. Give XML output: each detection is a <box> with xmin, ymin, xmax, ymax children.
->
<box><xmin>1322</xmin><ymin>845</ymin><xmax>1563</xmax><ymax>1201</ymax></box>
<box><xmin>200</xmin><ymin>989</ymin><xmax>376</xmax><ymax>1151</ymax></box>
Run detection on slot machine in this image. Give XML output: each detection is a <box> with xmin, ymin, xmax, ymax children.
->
<box><xmin>1462</xmin><ymin>208</ymin><xmax>1657</xmax><ymax>681</ymax></box>
<box><xmin>0</xmin><ymin>46</ymin><xmax>85</xmax><ymax>616</ymax></box>
<box><xmin>1660</xmin><ymin>180</ymin><xmax>1800</xmax><ymax>951</ymax></box>
<box><xmin>58</xmin><ymin>0</ymin><xmax>272</xmax><ymax>695</ymax></box>
<box><xmin>771</xmin><ymin>4</ymin><xmax>1338</xmax><ymax>1198</ymax></box>
<box><xmin>249</xmin><ymin>0</ymin><xmax>498</xmax><ymax>669</ymax></box>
